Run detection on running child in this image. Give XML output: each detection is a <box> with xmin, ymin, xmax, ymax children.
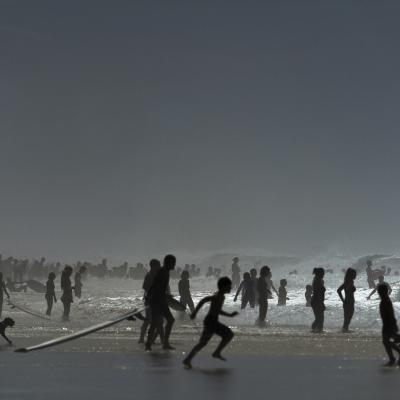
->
<box><xmin>183</xmin><ymin>277</ymin><xmax>238</xmax><ymax>368</ymax></box>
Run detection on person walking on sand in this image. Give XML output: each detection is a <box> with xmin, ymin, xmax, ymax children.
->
<box><xmin>311</xmin><ymin>268</ymin><xmax>326</xmax><ymax>333</ymax></box>
<box><xmin>183</xmin><ymin>277</ymin><xmax>238</xmax><ymax>369</ymax></box>
<box><xmin>145</xmin><ymin>254</ymin><xmax>176</xmax><ymax>351</ymax></box>
<box><xmin>337</xmin><ymin>268</ymin><xmax>356</xmax><ymax>333</ymax></box>
<box><xmin>378</xmin><ymin>283</ymin><xmax>400</xmax><ymax>366</ymax></box>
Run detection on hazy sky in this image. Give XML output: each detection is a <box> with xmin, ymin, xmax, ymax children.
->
<box><xmin>1</xmin><ymin>1</ymin><xmax>400</xmax><ymax>262</ymax></box>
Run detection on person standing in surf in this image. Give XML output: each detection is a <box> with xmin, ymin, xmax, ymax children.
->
<box><xmin>145</xmin><ymin>254</ymin><xmax>176</xmax><ymax>351</ymax></box>
<box><xmin>74</xmin><ymin>265</ymin><xmax>86</xmax><ymax>299</ymax></box>
<box><xmin>45</xmin><ymin>272</ymin><xmax>57</xmax><ymax>316</ymax></box>
<box><xmin>183</xmin><ymin>277</ymin><xmax>238</xmax><ymax>369</ymax></box>
<box><xmin>337</xmin><ymin>268</ymin><xmax>356</xmax><ymax>333</ymax></box>
<box><xmin>231</xmin><ymin>257</ymin><xmax>241</xmax><ymax>289</ymax></box>
<box><xmin>178</xmin><ymin>270</ymin><xmax>195</xmax><ymax>314</ymax></box>
<box><xmin>256</xmin><ymin>266</ymin><xmax>271</xmax><ymax>327</ymax></box>
<box><xmin>61</xmin><ymin>266</ymin><xmax>74</xmax><ymax>321</ymax></box>
<box><xmin>234</xmin><ymin>272</ymin><xmax>256</xmax><ymax>309</ymax></box>
<box><xmin>0</xmin><ymin>272</ymin><xmax>10</xmax><ymax>318</ymax></box>
<box><xmin>311</xmin><ymin>267</ymin><xmax>326</xmax><ymax>333</ymax></box>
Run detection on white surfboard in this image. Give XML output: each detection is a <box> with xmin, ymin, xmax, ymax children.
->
<box><xmin>7</xmin><ymin>299</ymin><xmax>50</xmax><ymax>321</ymax></box>
<box><xmin>15</xmin><ymin>307</ymin><xmax>147</xmax><ymax>353</ymax></box>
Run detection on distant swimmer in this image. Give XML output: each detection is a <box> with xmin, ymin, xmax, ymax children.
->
<box><xmin>234</xmin><ymin>272</ymin><xmax>255</xmax><ymax>309</ymax></box>
<box><xmin>311</xmin><ymin>268</ymin><xmax>326</xmax><ymax>333</ymax></box>
<box><xmin>337</xmin><ymin>268</ymin><xmax>356</xmax><ymax>333</ymax></box>
<box><xmin>0</xmin><ymin>273</ymin><xmax>10</xmax><ymax>318</ymax></box>
<box><xmin>139</xmin><ymin>259</ymin><xmax>163</xmax><ymax>344</ymax></box>
<box><xmin>182</xmin><ymin>277</ymin><xmax>238</xmax><ymax>369</ymax></box>
<box><xmin>305</xmin><ymin>285</ymin><xmax>312</xmax><ymax>307</ymax></box>
<box><xmin>0</xmin><ymin>317</ymin><xmax>15</xmax><ymax>344</ymax></box>
<box><xmin>178</xmin><ymin>270</ymin><xmax>195</xmax><ymax>314</ymax></box>
<box><xmin>378</xmin><ymin>283</ymin><xmax>400</xmax><ymax>366</ymax></box>
<box><xmin>45</xmin><ymin>272</ymin><xmax>57</xmax><ymax>316</ymax></box>
<box><xmin>367</xmin><ymin>275</ymin><xmax>392</xmax><ymax>300</ymax></box>
<box><xmin>145</xmin><ymin>254</ymin><xmax>176</xmax><ymax>351</ymax></box>
<box><xmin>61</xmin><ymin>266</ymin><xmax>74</xmax><ymax>321</ymax></box>
<box><xmin>231</xmin><ymin>257</ymin><xmax>241</xmax><ymax>289</ymax></box>
<box><xmin>256</xmin><ymin>266</ymin><xmax>271</xmax><ymax>327</ymax></box>
<box><xmin>277</xmin><ymin>279</ymin><xmax>289</xmax><ymax>306</ymax></box>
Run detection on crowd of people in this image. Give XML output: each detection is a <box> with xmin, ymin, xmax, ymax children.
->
<box><xmin>0</xmin><ymin>252</ymin><xmax>399</xmax><ymax>367</ymax></box>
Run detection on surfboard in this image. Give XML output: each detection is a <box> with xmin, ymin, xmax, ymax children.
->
<box><xmin>7</xmin><ymin>299</ymin><xmax>50</xmax><ymax>321</ymax></box>
<box><xmin>26</xmin><ymin>279</ymin><xmax>47</xmax><ymax>294</ymax></box>
<box><xmin>15</xmin><ymin>307</ymin><xmax>147</xmax><ymax>353</ymax></box>
<box><xmin>167</xmin><ymin>296</ymin><xmax>186</xmax><ymax>311</ymax></box>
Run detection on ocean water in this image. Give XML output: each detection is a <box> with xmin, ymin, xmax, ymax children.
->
<box><xmin>4</xmin><ymin>253</ymin><xmax>400</xmax><ymax>338</ymax></box>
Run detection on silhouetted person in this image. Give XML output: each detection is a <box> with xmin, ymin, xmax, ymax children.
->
<box><xmin>311</xmin><ymin>268</ymin><xmax>325</xmax><ymax>333</ymax></box>
<box><xmin>145</xmin><ymin>254</ymin><xmax>176</xmax><ymax>351</ymax></box>
<box><xmin>278</xmin><ymin>279</ymin><xmax>289</xmax><ymax>306</ymax></box>
<box><xmin>366</xmin><ymin>260</ymin><xmax>375</xmax><ymax>289</ymax></box>
<box><xmin>178</xmin><ymin>270</ymin><xmax>195</xmax><ymax>314</ymax></box>
<box><xmin>337</xmin><ymin>268</ymin><xmax>356</xmax><ymax>332</ymax></box>
<box><xmin>0</xmin><ymin>317</ymin><xmax>15</xmax><ymax>344</ymax></box>
<box><xmin>74</xmin><ymin>266</ymin><xmax>86</xmax><ymax>299</ymax></box>
<box><xmin>0</xmin><ymin>273</ymin><xmax>10</xmax><ymax>318</ymax></box>
<box><xmin>378</xmin><ymin>283</ymin><xmax>400</xmax><ymax>366</ymax></box>
<box><xmin>183</xmin><ymin>277</ymin><xmax>238</xmax><ymax>368</ymax></box>
<box><xmin>139</xmin><ymin>259</ymin><xmax>163</xmax><ymax>344</ymax></box>
<box><xmin>367</xmin><ymin>275</ymin><xmax>392</xmax><ymax>300</ymax></box>
<box><xmin>305</xmin><ymin>285</ymin><xmax>312</xmax><ymax>307</ymax></box>
<box><xmin>231</xmin><ymin>257</ymin><xmax>241</xmax><ymax>289</ymax></box>
<box><xmin>61</xmin><ymin>266</ymin><xmax>73</xmax><ymax>320</ymax></box>
<box><xmin>257</xmin><ymin>266</ymin><xmax>271</xmax><ymax>327</ymax></box>
<box><xmin>45</xmin><ymin>272</ymin><xmax>57</xmax><ymax>316</ymax></box>
<box><xmin>250</xmin><ymin>268</ymin><xmax>258</xmax><ymax>305</ymax></box>
<box><xmin>234</xmin><ymin>272</ymin><xmax>255</xmax><ymax>309</ymax></box>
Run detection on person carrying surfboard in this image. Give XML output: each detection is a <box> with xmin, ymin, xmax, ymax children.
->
<box><xmin>145</xmin><ymin>254</ymin><xmax>176</xmax><ymax>351</ymax></box>
<box><xmin>182</xmin><ymin>277</ymin><xmax>238</xmax><ymax>369</ymax></box>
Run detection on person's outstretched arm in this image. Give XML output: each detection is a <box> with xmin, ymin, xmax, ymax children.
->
<box><xmin>234</xmin><ymin>282</ymin><xmax>244</xmax><ymax>302</ymax></box>
<box><xmin>337</xmin><ymin>284</ymin><xmax>345</xmax><ymax>302</ymax></box>
<box><xmin>220</xmin><ymin>310</ymin><xmax>239</xmax><ymax>318</ymax></box>
<box><xmin>1</xmin><ymin>332</ymin><xmax>12</xmax><ymax>344</ymax></box>
<box><xmin>367</xmin><ymin>288</ymin><xmax>376</xmax><ymax>300</ymax></box>
<box><xmin>190</xmin><ymin>297</ymin><xmax>212</xmax><ymax>319</ymax></box>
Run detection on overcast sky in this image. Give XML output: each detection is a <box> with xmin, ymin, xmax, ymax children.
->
<box><xmin>1</xmin><ymin>1</ymin><xmax>399</xmax><ymax>262</ymax></box>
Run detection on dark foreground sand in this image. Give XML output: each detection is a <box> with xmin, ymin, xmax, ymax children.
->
<box><xmin>1</xmin><ymin>330</ymin><xmax>400</xmax><ymax>400</ymax></box>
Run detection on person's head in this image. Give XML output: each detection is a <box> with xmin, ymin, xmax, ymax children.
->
<box><xmin>232</xmin><ymin>257</ymin><xmax>239</xmax><ymax>263</ymax></box>
<box><xmin>378</xmin><ymin>283</ymin><xmax>389</xmax><ymax>298</ymax></box>
<box><xmin>163</xmin><ymin>254</ymin><xmax>176</xmax><ymax>270</ymax></box>
<box><xmin>378</xmin><ymin>275</ymin><xmax>385</xmax><ymax>284</ymax></box>
<box><xmin>64</xmin><ymin>265</ymin><xmax>73</xmax><ymax>276</ymax></box>
<box><xmin>250</xmin><ymin>268</ymin><xmax>257</xmax><ymax>278</ymax></box>
<box><xmin>260</xmin><ymin>266</ymin><xmax>270</xmax><ymax>278</ymax></box>
<box><xmin>181</xmin><ymin>270</ymin><xmax>189</xmax><ymax>280</ymax></box>
<box><xmin>313</xmin><ymin>267</ymin><xmax>325</xmax><ymax>279</ymax></box>
<box><xmin>48</xmin><ymin>272</ymin><xmax>56</xmax><ymax>280</ymax></box>
<box><xmin>344</xmin><ymin>268</ymin><xmax>357</xmax><ymax>282</ymax></box>
<box><xmin>306</xmin><ymin>284</ymin><xmax>312</xmax><ymax>292</ymax></box>
<box><xmin>3</xmin><ymin>317</ymin><xmax>15</xmax><ymax>328</ymax></box>
<box><xmin>243</xmin><ymin>272</ymin><xmax>251</xmax><ymax>281</ymax></box>
<box><xmin>149</xmin><ymin>259</ymin><xmax>161</xmax><ymax>271</ymax></box>
<box><xmin>217</xmin><ymin>277</ymin><xmax>232</xmax><ymax>294</ymax></box>
<box><xmin>280</xmin><ymin>279</ymin><xmax>287</xmax><ymax>287</ymax></box>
